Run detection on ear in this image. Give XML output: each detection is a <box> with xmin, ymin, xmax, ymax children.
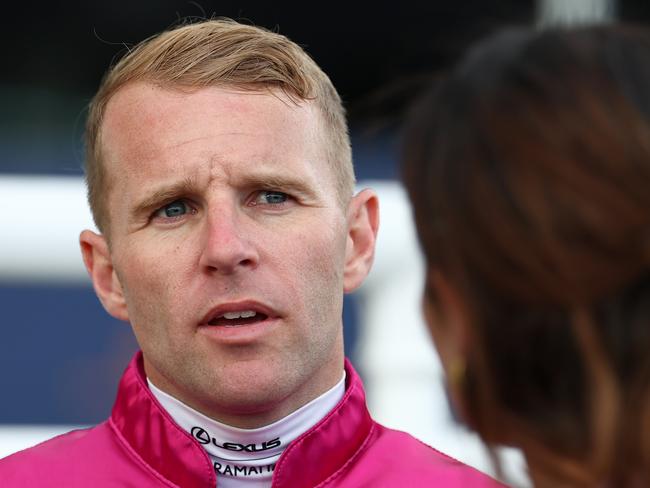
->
<box><xmin>343</xmin><ymin>188</ymin><xmax>379</xmax><ymax>292</ymax></box>
<box><xmin>79</xmin><ymin>230</ymin><xmax>129</xmax><ymax>322</ymax></box>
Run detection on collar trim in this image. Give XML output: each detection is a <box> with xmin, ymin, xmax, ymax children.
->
<box><xmin>271</xmin><ymin>358</ymin><xmax>374</xmax><ymax>488</ymax></box>
<box><xmin>110</xmin><ymin>352</ymin><xmax>373</xmax><ymax>488</ymax></box>
<box><xmin>111</xmin><ymin>352</ymin><xmax>215</xmax><ymax>488</ymax></box>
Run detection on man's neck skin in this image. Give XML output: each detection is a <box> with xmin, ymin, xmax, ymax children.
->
<box><xmin>142</xmin><ymin>346</ymin><xmax>345</xmax><ymax>429</ymax></box>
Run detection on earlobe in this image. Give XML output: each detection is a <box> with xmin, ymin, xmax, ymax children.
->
<box><xmin>343</xmin><ymin>189</ymin><xmax>379</xmax><ymax>293</ymax></box>
<box><xmin>79</xmin><ymin>230</ymin><xmax>129</xmax><ymax>321</ymax></box>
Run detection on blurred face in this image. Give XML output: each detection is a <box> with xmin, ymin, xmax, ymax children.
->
<box><xmin>422</xmin><ymin>271</ymin><xmax>471</xmax><ymax>421</ymax></box>
<box><xmin>81</xmin><ymin>82</ymin><xmax>377</xmax><ymax>427</ymax></box>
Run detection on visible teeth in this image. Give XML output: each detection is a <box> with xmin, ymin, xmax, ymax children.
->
<box><xmin>222</xmin><ymin>311</ymin><xmax>257</xmax><ymax>320</ymax></box>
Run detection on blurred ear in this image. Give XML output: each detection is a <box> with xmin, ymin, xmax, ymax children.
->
<box><xmin>79</xmin><ymin>230</ymin><xmax>129</xmax><ymax>322</ymax></box>
<box><xmin>343</xmin><ymin>189</ymin><xmax>379</xmax><ymax>293</ymax></box>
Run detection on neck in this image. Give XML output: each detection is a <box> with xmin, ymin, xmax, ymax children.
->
<box><xmin>142</xmin><ymin>341</ymin><xmax>345</xmax><ymax>429</ymax></box>
<box><xmin>148</xmin><ymin>372</ymin><xmax>346</xmax><ymax>487</ymax></box>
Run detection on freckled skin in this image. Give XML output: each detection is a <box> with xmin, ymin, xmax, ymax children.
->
<box><xmin>81</xmin><ymin>82</ymin><xmax>377</xmax><ymax>428</ymax></box>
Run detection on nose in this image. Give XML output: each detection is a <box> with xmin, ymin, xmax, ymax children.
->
<box><xmin>199</xmin><ymin>206</ymin><xmax>259</xmax><ymax>274</ymax></box>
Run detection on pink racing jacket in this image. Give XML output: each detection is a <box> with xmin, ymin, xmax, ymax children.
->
<box><xmin>0</xmin><ymin>352</ymin><xmax>505</xmax><ymax>487</ymax></box>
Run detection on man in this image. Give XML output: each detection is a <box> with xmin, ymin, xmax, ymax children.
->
<box><xmin>0</xmin><ymin>19</ymin><xmax>502</xmax><ymax>487</ymax></box>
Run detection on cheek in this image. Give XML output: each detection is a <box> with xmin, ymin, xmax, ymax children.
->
<box><xmin>113</xmin><ymin>239</ymin><xmax>194</xmax><ymax>326</ymax></box>
<box><xmin>282</xmin><ymin>223</ymin><xmax>346</xmax><ymax>284</ymax></box>
<box><xmin>423</xmin><ymin>298</ymin><xmax>453</xmax><ymax>366</ymax></box>
<box><xmin>300</xmin><ymin>231</ymin><xmax>347</xmax><ymax>319</ymax></box>
<box><xmin>268</xmin><ymin>219</ymin><xmax>346</xmax><ymax>319</ymax></box>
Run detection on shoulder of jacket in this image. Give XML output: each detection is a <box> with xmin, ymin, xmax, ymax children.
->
<box><xmin>0</xmin><ymin>423</ymin><xmax>108</xmax><ymax>467</ymax></box>
<box><xmin>0</xmin><ymin>423</ymin><xmax>120</xmax><ymax>486</ymax></box>
<box><xmin>363</xmin><ymin>423</ymin><xmax>505</xmax><ymax>486</ymax></box>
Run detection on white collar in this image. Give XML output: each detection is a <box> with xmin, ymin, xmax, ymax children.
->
<box><xmin>148</xmin><ymin>373</ymin><xmax>346</xmax><ymax>488</ymax></box>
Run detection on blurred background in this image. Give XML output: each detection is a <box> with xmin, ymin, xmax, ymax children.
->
<box><xmin>2</xmin><ymin>0</ymin><xmax>649</xmax><ymax>484</ymax></box>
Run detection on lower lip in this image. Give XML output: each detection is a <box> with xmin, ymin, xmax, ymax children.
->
<box><xmin>197</xmin><ymin>317</ymin><xmax>279</xmax><ymax>344</ymax></box>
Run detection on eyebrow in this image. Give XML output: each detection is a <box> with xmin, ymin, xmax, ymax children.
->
<box><xmin>129</xmin><ymin>170</ymin><xmax>321</xmax><ymax>221</ymax></box>
<box><xmin>130</xmin><ymin>176</ymin><xmax>199</xmax><ymax>220</ymax></box>
<box><xmin>238</xmin><ymin>173</ymin><xmax>319</xmax><ymax>201</ymax></box>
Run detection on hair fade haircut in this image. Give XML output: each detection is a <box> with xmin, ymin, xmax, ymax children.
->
<box><xmin>85</xmin><ymin>18</ymin><xmax>354</xmax><ymax>233</ymax></box>
<box><xmin>403</xmin><ymin>25</ymin><xmax>650</xmax><ymax>486</ymax></box>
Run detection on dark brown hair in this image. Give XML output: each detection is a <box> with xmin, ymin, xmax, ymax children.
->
<box><xmin>403</xmin><ymin>25</ymin><xmax>650</xmax><ymax>486</ymax></box>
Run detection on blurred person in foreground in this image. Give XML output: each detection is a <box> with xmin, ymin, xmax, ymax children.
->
<box><xmin>0</xmin><ymin>19</ymin><xmax>501</xmax><ymax>487</ymax></box>
<box><xmin>403</xmin><ymin>24</ymin><xmax>650</xmax><ymax>488</ymax></box>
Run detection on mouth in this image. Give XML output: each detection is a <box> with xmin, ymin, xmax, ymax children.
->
<box><xmin>207</xmin><ymin>310</ymin><xmax>269</xmax><ymax>327</ymax></box>
<box><xmin>201</xmin><ymin>301</ymin><xmax>276</xmax><ymax>328</ymax></box>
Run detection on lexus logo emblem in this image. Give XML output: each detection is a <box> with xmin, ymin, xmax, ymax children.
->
<box><xmin>190</xmin><ymin>426</ymin><xmax>281</xmax><ymax>452</ymax></box>
<box><xmin>191</xmin><ymin>426</ymin><xmax>211</xmax><ymax>445</ymax></box>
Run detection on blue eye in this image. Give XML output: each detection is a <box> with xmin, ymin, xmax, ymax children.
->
<box><xmin>158</xmin><ymin>200</ymin><xmax>189</xmax><ymax>218</ymax></box>
<box><xmin>256</xmin><ymin>191</ymin><xmax>289</xmax><ymax>205</ymax></box>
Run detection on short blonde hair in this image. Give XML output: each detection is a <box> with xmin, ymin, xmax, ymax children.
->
<box><xmin>85</xmin><ymin>19</ymin><xmax>354</xmax><ymax>232</ymax></box>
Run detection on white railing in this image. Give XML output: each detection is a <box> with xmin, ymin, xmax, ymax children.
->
<box><xmin>0</xmin><ymin>175</ymin><xmax>94</xmax><ymax>284</ymax></box>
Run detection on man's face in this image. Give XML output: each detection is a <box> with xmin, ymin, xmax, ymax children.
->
<box><xmin>82</xmin><ymin>82</ymin><xmax>377</xmax><ymax>427</ymax></box>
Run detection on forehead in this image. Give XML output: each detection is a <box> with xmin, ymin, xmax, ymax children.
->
<box><xmin>102</xmin><ymin>83</ymin><xmax>323</xmax><ymax>166</ymax></box>
<box><xmin>99</xmin><ymin>83</ymin><xmax>335</xmax><ymax>211</ymax></box>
